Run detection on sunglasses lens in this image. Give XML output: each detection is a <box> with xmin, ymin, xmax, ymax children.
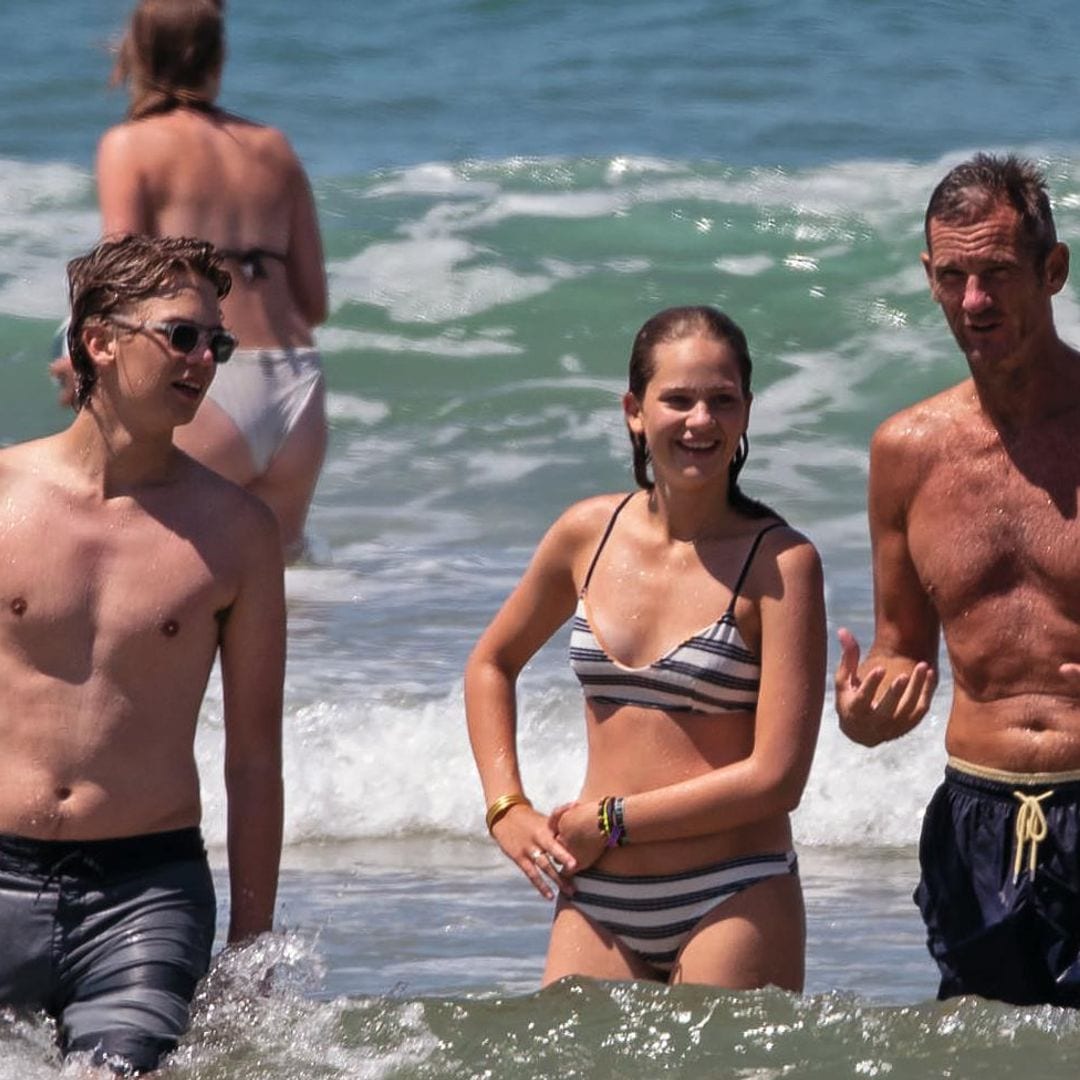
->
<box><xmin>210</xmin><ymin>333</ymin><xmax>236</xmax><ymax>364</ymax></box>
<box><xmin>162</xmin><ymin>321</ymin><xmax>235</xmax><ymax>362</ymax></box>
<box><xmin>166</xmin><ymin>322</ymin><xmax>201</xmax><ymax>354</ymax></box>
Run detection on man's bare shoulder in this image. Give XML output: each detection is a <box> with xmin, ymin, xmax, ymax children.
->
<box><xmin>872</xmin><ymin>380</ymin><xmax>976</xmax><ymax>461</ymax></box>
<box><xmin>0</xmin><ymin>436</ymin><xmax>69</xmax><ymax>491</ymax></box>
<box><xmin>178</xmin><ymin>454</ymin><xmax>281</xmax><ymax>542</ymax></box>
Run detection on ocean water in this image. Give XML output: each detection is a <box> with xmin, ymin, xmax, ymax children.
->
<box><xmin>4</xmin><ymin>0</ymin><xmax>1080</xmax><ymax>1075</ymax></box>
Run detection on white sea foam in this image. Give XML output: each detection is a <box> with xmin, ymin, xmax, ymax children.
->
<box><xmin>464</xmin><ymin>190</ymin><xmax>627</xmax><ymax>227</ymax></box>
<box><xmin>753</xmin><ymin>352</ymin><xmax>857</xmax><ymax>432</ymax></box>
<box><xmin>323</xmin><ymin>155</ymin><xmax>970</xmax><ymax>329</ymax></box>
<box><xmin>797</xmin><ymin>690</ymin><xmax>949</xmax><ymax>847</ymax></box>
<box><xmin>436</xmin><ymin>374</ymin><xmax>625</xmax><ymax>409</ymax></box>
<box><xmin>0</xmin><ymin>160</ymin><xmax>97</xmax><ymax>321</ymax></box>
<box><xmin>170</xmin><ymin>939</ymin><xmax>441</xmax><ymax>1077</ymax></box>
<box><xmin>317</xmin><ymin>324</ymin><xmax>522</xmax><ymax>359</ymax></box>
<box><xmin>0</xmin><ymin>158</ymin><xmax>88</xmax><ymax>206</ymax></box>
<box><xmin>0</xmin><ymin>1012</ymin><xmax>59</xmax><ymax>1079</ymax></box>
<box><xmin>462</xmin><ymin>448</ymin><xmax>565</xmax><ymax>486</ymax></box>
<box><xmin>751</xmin><ymin>439</ymin><xmax>869</xmax><ymax>511</ymax></box>
<box><xmin>605</xmin><ymin>256</ymin><xmax>651</xmax><ymax>274</ymax></box>
<box><xmin>193</xmin><ymin>667</ymin><xmax>943</xmax><ymax>852</ymax></box>
<box><xmin>317</xmin><ymin>501</ymin><xmax>482</xmax><ymax>552</ymax></box>
<box><xmin>330</xmin><ymin>235</ymin><xmax>556</xmax><ymax>322</ymax></box>
<box><xmin>319</xmin><ymin>431</ymin><xmax>414</xmax><ymax>475</ymax></box>
<box><xmin>605</xmin><ymin>156</ymin><xmax>686</xmax><ymax>182</ymax></box>
<box><xmin>714</xmin><ymin>254</ymin><xmax>775</xmax><ymax>276</ymax></box>
<box><xmin>285</xmin><ymin>565</ymin><xmax>366</xmax><ymax>604</ymax></box>
<box><xmin>785</xmin><ymin>254</ymin><xmax>821</xmax><ymax>273</ymax></box>
<box><xmin>367</xmin><ymin>162</ymin><xmax>502</xmax><ymax>198</ymax></box>
<box><xmin>193</xmin><ymin>677</ymin><xmax>585</xmax><ymax>848</ymax></box>
<box><xmin>323</xmin><ymin>391</ymin><xmax>391</xmax><ymax>425</ymax></box>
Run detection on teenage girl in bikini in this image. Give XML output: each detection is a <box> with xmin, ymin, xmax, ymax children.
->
<box><xmin>466</xmin><ymin>306</ymin><xmax>826</xmax><ymax>988</ymax></box>
<box><xmin>72</xmin><ymin>0</ymin><xmax>328</xmax><ymax>559</ymax></box>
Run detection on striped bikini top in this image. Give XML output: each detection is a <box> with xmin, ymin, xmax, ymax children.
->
<box><xmin>569</xmin><ymin>493</ymin><xmax>783</xmax><ymax>714</ymax></box>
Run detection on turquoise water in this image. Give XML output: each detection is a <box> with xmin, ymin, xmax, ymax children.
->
<box><xmin>4</xmin><ymin>1</ymin><xmax>1080</xmax><ymax>1074</ymax></box>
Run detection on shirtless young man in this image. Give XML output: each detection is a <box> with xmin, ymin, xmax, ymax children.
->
<box><xmin>0</xmin><ymin>235</ymin><xmax>285</xmax><ymax>1073</ymax></box>
<box><xmin>835</xmin><ymin>154</ymin><xmax>1080</xmax><ymax>1006</ymax></box>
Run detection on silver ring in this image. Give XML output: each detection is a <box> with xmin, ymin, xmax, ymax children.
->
<box><xmin>530</xmin><ymin>848</ymin><xmax>544</xmax><ymax>862</ymax></box>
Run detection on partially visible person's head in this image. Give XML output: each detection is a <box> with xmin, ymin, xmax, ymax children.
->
<box><xmin>67</xmin><ymin>234</ymin><xmax>231</xmax><ymax>408</ymax></box>
<box><xmin>626</xmin><ymin>305</ymin><xmax>774</xmax><ymax>519</ymax></box>
<box><xmin>113</xmin><ymin>0</ymin><xmax>225</xmax><ymax>120</ymax></box>
<box><xmin>924</xmin><ymin>153</ymin><xmax>1057</xmax><ymax>273</ymax></box>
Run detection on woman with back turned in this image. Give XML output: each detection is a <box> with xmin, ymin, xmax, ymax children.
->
<box><xmin>466</xmin><ymin>306</ymin><xmax>826</xmax><ymax>987</ymax></box>
<box><xmin>88</xmin><ymin>0</ymin><xmax>328</xmax><ymax>559</ymax></box>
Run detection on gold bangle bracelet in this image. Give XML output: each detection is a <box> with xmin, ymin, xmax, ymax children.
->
<box><xmin>485</xmin><ymin>793</ymin><xmax>531</xmax><ymax>834</ymax></box>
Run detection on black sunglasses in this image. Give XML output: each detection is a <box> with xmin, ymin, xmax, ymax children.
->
<box><xmin>109</xmin><ymin>316</ymin><xmax>238</xmax><ymax>365</ymax></box>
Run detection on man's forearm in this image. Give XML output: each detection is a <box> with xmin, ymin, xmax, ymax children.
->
<box><xmin>225</xmin><ymin>766</ymin><xmax>283</xmax><ymax>944</ymax></box>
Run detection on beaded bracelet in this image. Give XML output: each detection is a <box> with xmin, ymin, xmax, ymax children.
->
<box><xmin>597</xmin><ymin>795</ymin><xmax>628</xmax><ymax>847</ymax></box>
<box><xmin>485</xmin><ymin>792</ymin><xmax>531</xmax><ymax>834</ymax></box>
<box><xmin>612</xmin><ymin>796</ymin><xmax>627</xmax><ymax>843</ymax></box>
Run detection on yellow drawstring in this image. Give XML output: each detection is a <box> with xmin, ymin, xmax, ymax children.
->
<box><xmin>1012</xmin><ymin>790</ymin><xmax>1052</xmax><ymax>882</ymax></box>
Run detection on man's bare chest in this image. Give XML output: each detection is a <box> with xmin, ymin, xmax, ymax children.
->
<box><xmin>906</xmin><ymin>451</ymin><xmax>1080</xmax><ymax>620</ymax></box>
<box><xmin>0</xmin><ymin>508</ymin><xmax>231</xmax><ymax>666</ymax></box>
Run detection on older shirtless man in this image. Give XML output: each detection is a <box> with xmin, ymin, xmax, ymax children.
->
<box><xmin>0</xmin><ymin>235</ymin><xmax>284</xmax><ymax>1072</ymax></box>
<box><xmin>835</xmin><ymin>154</ymin><xmax>1080</xmax><ymax>1006</ymax></box>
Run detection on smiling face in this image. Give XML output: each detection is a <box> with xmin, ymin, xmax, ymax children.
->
<box><xmin>624</xmin><ymin>332</ymin><xmax>751</xmax><ymax>492</ymax></box>
<box><xmin>922</xmin><ymin>200</ymin><xmax>1068</xmax><ymax>373</ymax></box>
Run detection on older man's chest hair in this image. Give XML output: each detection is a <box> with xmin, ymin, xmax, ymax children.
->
<box><xmin>906</xmin><ymin>431</ymin><xmax>1080</xmax><ymax>667</ymax></box>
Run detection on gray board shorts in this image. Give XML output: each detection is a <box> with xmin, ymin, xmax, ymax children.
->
<box><xmin>0</xmin><ymin>827</ymin><xmax>215</xmax><ymax>1075</ymax></box>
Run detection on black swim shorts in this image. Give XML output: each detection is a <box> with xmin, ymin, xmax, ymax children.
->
<box><xmin>0</xmin><ymin>828</ymin><xmax>216</xmax><ymax>1074</ymax></box>
<box><xmin>914</xmin><ymin>760</ymin><xmax>1080</xmax><ymax>1006</ymax></box>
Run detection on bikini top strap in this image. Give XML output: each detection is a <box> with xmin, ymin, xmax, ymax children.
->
<box><xmin>581</xmin><ymin>492</ymin><xmax>638</xmax><ymax>592</ymax></box>
<box><xmin>727</xmin><ymin>521</ymin><xmax>786</xmax><ymax>608</ymax></box>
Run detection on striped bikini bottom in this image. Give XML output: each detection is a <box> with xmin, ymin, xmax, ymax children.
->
<box><xmin>569</xmin><ymin>851</ymin><xmax>798</xmax><ymax>974</ymax></box>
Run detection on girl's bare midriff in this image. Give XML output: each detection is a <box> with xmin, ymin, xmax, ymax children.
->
<box><xmin>578</xmin><ymin>703</ymin><xmax>793</xmax><ymax>875</ymax></box>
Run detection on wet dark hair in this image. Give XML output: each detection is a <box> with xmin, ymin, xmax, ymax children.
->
<box><xmin>67</xmin><ymin>233</ymin><xmax>231</xmax><ymax>409</ymax></box>
<box><xmin>627</xmin><ymin>305</ymin><xmax>777</xmax><ymax>520</ymax></box>
<box><xmin>924</xmin><ymin>153</ymin><xmax>1057</xmax><ymax>271</ymax></box>
<box><xmin>112</xmin><ymin>0</ymin><xmax>225</xmax><ymax>121</ymax></box>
